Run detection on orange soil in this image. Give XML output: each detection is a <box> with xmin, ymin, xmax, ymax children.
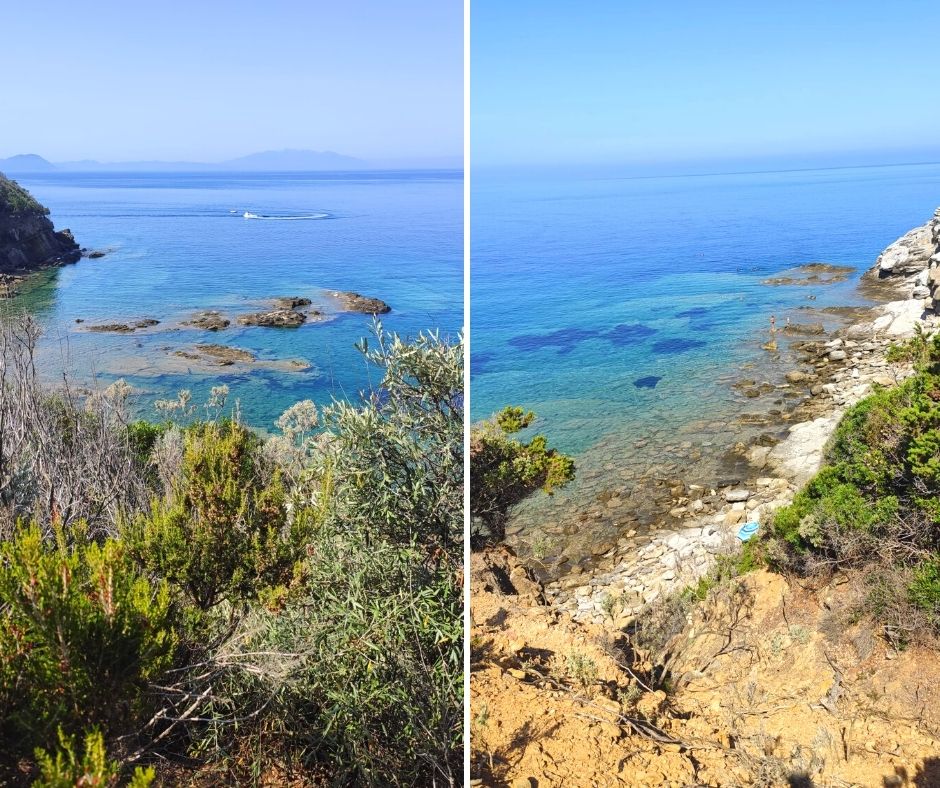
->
<box><xmin>470</xmin><ymin>547</ymin><xmax>940</xmax><ymax>787</ymax></box>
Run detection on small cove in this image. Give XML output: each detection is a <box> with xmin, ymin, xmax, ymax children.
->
<box><xmin>3</xmin><ymin>170</ymin><xmax>463</xmax><ymax>429</ymax></box>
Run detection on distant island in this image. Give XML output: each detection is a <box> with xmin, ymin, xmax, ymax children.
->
<box><xmin>0</xmin><ymin>149</ymin><xmax>462</xmax><ymax>173</ymax></box>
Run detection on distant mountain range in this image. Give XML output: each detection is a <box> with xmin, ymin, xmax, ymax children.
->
<box><xmin>0</xmin><ymin>150</ymin><xmax>461</xmax><ymax>173</ymax></box>
<box><xmin>0</xmin><ymin>154</ymin><xmax>58</xmax><ymax>172</ymax></box>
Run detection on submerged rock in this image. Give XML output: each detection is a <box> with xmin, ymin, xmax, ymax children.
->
<box><xmin>651</xmin><ymin>337</ymin><xmax>706</xmax><ymax>355</ymax></box>
<box><xmin>763</xmin><ymin>263</ymin><xmax>853</xmax><ymax>287</ymax></box>
<box><xmin>174</xmin><ymin>345</ymin><xmax>252</xmax><ymax>366</ymax></box>
<box><xmin>86</xmin><ymin>319</ymin><xmax>160</xmax><ymax>333</ymax></box>
<box><xmin>633</xmin><ymin>375</ymin><xmax>662</xmax><ymax>389</ymax></box>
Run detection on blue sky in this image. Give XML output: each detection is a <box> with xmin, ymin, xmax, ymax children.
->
<box><xmin>0</xmin><ymin>0</ymin><xmax>462</xmax><ymax>163</ymax></box>
<box><xmin>473</xmin><ymin>1</ymin><xmax>940</xmax><ymax>168</ymax></box>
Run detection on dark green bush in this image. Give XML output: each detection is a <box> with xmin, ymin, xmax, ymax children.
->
<box><xmin>125</xmin><ymin>419</ymin><xmax>309</xmax><ymax>610</ymax></box>
<box><xmin>0</xmin><ymin>525</ymin><xmax>177</xmax><ymax>756</ymax></box>
<box><xmin>763</xmin><ymin>332</ymin><xmax>940</xmax><ymax>638</ymax></box>
<box><xmin>771</xmin><ymin>466</ymin><xmax>899</xmax><ymax>554</ymax></box>
<box><xmin>470</xmin><ymin>406</ymin><xmax>575</xmax><ymax>544</ymax></box>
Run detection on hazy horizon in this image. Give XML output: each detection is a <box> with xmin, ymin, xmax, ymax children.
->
<box><xmin>0</xmin><ymin>149</ymin><xmax>462</xmax><ymax>171</ymax></box>
<box><xmin>0</xmin><ymin>0</ymin><xmax>462</xmax><ymax>163</ymax></box>
<box><xmin>471</xmin><ymin>146</ymin><xmax>940</xmax><ymax>178</ymax></box>
<box><xmin>474</xmin><ymin>1</ymin><xmax>940</xmax><ymax>167</ymax></box>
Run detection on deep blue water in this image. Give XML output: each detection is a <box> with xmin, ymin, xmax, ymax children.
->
<box><xmin>471</xmin><ymin>162</ymin><xmax>940</xmax><ymax>560</ymax></box>
<box><xmin>7</xmin><ymin>171</ymin><xmax>462</xmax><ymax>429</ymax></box>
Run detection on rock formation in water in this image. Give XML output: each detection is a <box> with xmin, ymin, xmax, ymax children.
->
<box><xmin>183</xmin><ymin>311</ymin><xmax>232</xmax><ymax>331</ymax></box>
<box><xmin>237</xmin><ymin>308</ymin><xmax>309</xmax><ymax>328</ymax></box>
<box><xmin>330</xmin><ymin>290</ymin><xmax>391</xmax><ymax>314</ymax></box>
<box><xmin>0</xmin><ymin>172</ymin><xmax>80</xmax><ymax>273</ymax></box>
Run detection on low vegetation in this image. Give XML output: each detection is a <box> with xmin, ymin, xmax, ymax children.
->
<box><xmin>757</xmin><ymin>327</ymin><xmax>940</xmax><ymax>643</ymax></box>
<box><xmin>0</xmin><ymin>316</ymin><xmax>462</xmax><ymax>786</ymax></box>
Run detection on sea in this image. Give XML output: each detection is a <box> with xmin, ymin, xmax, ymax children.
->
<box><xmin>5</xmin><ymin>170</ymin><xmax>463</xmax><ymax>430</ymax></box>
<box><xmin>471</xmin><ymin>161</ymin><xmax>940</xmax><ymax>569</ymax></box>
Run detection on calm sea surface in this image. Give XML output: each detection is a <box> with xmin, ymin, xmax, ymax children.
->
<box><xmin>6</xmin><ymin>171</ymin><xmax>462</xmax><ymax>429</ymax></box>
<box><xmin>471</xmin><ymin>162</ymin><xmax>940</xmax><ymax>565</ymax></box>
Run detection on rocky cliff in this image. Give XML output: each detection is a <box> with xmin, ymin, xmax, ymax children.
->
<box><xmin>868</xmin><ymin>206</ymin><xmax>940</xmax><ymax>298</ymax></box>
<box><xmin>0</xmin><ymin>173</ymin><xmax>80</xmax><ymax>274</ymax></box>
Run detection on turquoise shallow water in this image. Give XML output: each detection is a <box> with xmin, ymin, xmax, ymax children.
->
<box><xmin>6</xmin><ymin>171</ymin><xmax>462</xmax><ymax>429</ymax></box>
<box><xmin>471</xmin><ymin>162</ymin><xmax>940</xmax><ymax>565</ymax></box>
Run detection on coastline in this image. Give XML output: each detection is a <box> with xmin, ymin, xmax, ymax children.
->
<box><xmin>537</xmin><ymin>208</ymin><xmax>940</xmax><ymax>625</ymax></box>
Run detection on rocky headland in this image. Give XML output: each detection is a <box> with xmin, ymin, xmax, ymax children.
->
<box><xmin>0</xmin><ymin>173</ymin><xmax>80</xmax><ymax>275</ymax></box>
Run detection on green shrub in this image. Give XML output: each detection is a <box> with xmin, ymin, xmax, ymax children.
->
<box><xmin>125</xmin><ymin>419</ymin><xmax>309</xmax><ymax>610</ymax></box>
<box><xmin>0</xmin><ymin>327</ymin><xmax>465</xmax><ymax>783</ymax></box>
<box><xmin>470</xmin><ymin>406</ymin><xmax>575</xmax><ymax>544</ymax></box>
<box><xmin>319</xmin><ymin>324</ymin><xmax>463</xmax><ymax>552</ymax></box>
<box><xmin>0</xmin><ymin>525</ymin><xmax>177</xmax><ymax>755</ymax></box>
<box><xmin>822</xmin><ymin>360</ymin><xmax>940</xmax><ymax>502</ymax></box>
<box><xmin>34</xmin><ymin>728</ymin><xmax>154</xmax><ymax>788</ymax></box>
<box><xmin>885</xmin><ymin>324</ymin><xmax>931</xmax><ymax>366</ymax></box>
<box><xmin>771</xmin><ymin>468</ymin><xmax>898</xmax><ymax>555</ymax></box>
<box><xmin>761</xmin><ymin>332</ymin><xmax>940</xmax><ymax>638</ymax></box>
<box><xmin>199</xmin><ymin>532</ymin><xmax>463</xmax><ymax>786</ymax></box>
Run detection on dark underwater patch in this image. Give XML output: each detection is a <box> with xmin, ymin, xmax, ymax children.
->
<box><xmin>471</xmin><ymin>351</ymin><xmax>497</xmax><ymax>376</ymax></box>
<box><xmin>675</xmin><ymin>307</ymin><xmax>710</xmax><ymax>319</ymax></box>
<box><xmin>507</xmin><ymin>327</ymin><xmax>603</xmax><ymax>355</ymax></box>
<box><xmin>633</xmin><ymin>375</ymin><xmax>662</xmax><ymax>389</ymax></box>
<box><xmin>508</xmin><ymin>322</ymin><xmax>657</xmax><ymax>355</ymax></box>
<box><xmin>604</xmin><ymin>323</ymin><xmax>657</xmax><ymax>346</ymax></box>
<box><xmin>651</xmin><ymin>337</ymin><xmax>706</xmax><ymax>355</ymax></box>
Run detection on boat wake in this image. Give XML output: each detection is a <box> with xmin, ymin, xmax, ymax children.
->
<box><xmin>241</xmin><ymin>211</ymin><xmax>330</xmax><ymax>220</ymax></box>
